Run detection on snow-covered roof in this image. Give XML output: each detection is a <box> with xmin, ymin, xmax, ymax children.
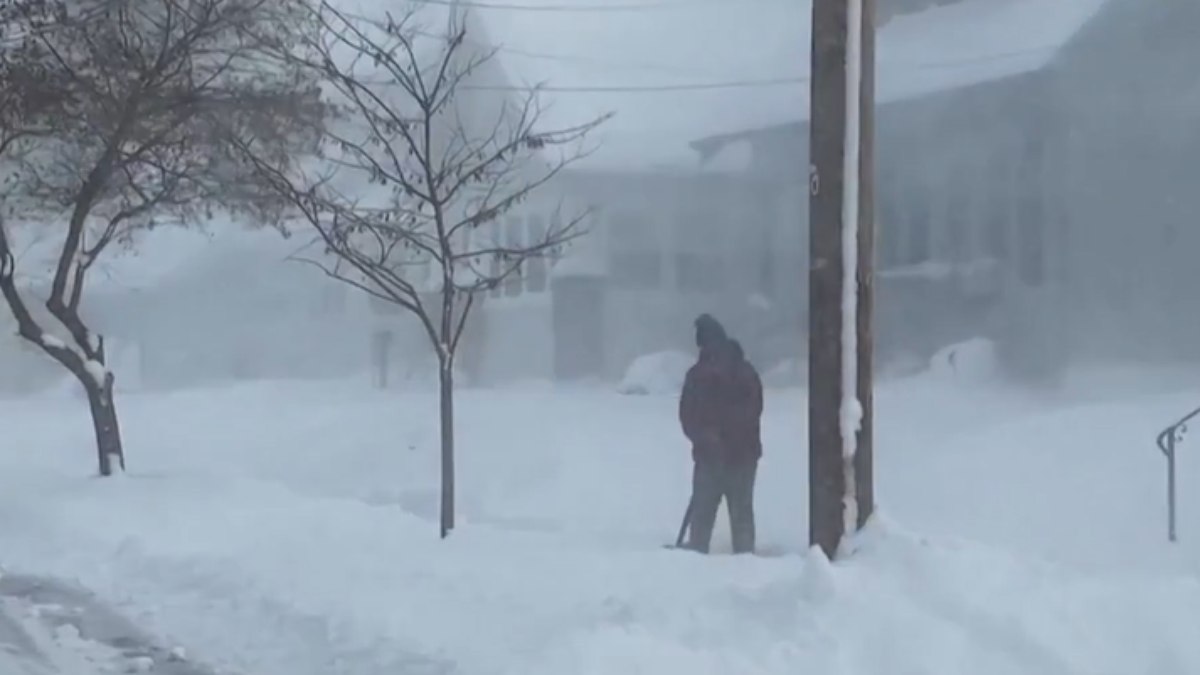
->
<box><xmin>469</xmin><ymin>0</ymin><xmax>1112</xmax><ymax>171</ymax></box>
<box><xmin>1</xmin><ymin>0</ymin><xmax>1115</xmax><ymax>299</ymax></box>
<box><xmin>863</xmin><ymin>0</ymin><xmax>1110</xmax><ymax>114</ymax></box>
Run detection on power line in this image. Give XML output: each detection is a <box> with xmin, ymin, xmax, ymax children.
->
<box><xmin>406</xmin><ymin>0</ymin><xmax>765</xmax><ymax>11</ymax></box>
<box><xmin>462</xmin><ymin>76</ymin><xmax>805</xmax><ymax>93</ymax></box>
<box><xmin>456</xmin><ymin>44</ymin><xmax>1060</xmax><ymax>93</ymax></box>
<box><xmin>402</xmin><ymin>26</ymin><xmax>727</xmax><ymax>77</ymax></box>
<box><xmin>455</xmin><ymin>38</ymin><xmax>725</xmax><ymax>77</ymax></box>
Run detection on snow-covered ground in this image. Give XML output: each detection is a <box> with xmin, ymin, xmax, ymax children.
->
<box><xmin>0</xmin><ymin>597</ymin><xmax>118</xmax><ymax>675</ymax></box>
<box><xmin>1</xmin><ymin>365</ymin><xmax>1199</xmax><ymax>674</ymax></box>
<box><xmin>0</xmin><ymin>573</ymin><xmax>215</xmax><ymax>675</ymax></box>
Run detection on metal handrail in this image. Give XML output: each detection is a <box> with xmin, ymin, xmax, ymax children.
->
<box><xmin>1156</xmin><ymin>405</ymin><xmax>1200</xmax><ymax>542</ymax></box>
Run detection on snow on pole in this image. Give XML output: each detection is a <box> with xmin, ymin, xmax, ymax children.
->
<box><xmin>840</xmin><ymin>0</ymin><xmax>864</xmax><ymax>539</ymax></box>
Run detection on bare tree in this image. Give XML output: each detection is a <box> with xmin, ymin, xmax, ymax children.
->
<box><xmin>236</xmin><ymin>2</ymin><xmax>606</xmax><ymax>538</ymax></box>
<box><xmin>0</xmin><ymin>0</ymin><xmax>320</xmax><ymax>476</ymax></box>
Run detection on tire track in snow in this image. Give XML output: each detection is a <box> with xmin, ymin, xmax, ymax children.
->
<box><xmin>87</xmin><ymin>552</ymin><xmax>456</xmax><ymax>675</ymax></box>
<box><xmin>0</xmin><ymin>572</ymin><xmax>223</xmax><ymax>675</ymax></box>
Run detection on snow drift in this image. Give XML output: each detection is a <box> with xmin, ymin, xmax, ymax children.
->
<box><xmin>0</xmin><ymin>375</ymin><xmax>1198</xmax><ymax>675</ymax></box>
<box><xmin>617</xmin><ymin>351</ymin><xmax>693</xmax><ymax>395</ymax></box>
<box><xmin>929</xmin><ymin>337</ymin><xmax>1000</xmax><ymax>385</ymax></box>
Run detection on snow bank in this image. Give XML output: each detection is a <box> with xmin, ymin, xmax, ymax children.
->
<box><xmin>0</xmin><ymin>573</ymin><xmax>214</xmax><ymax>675</ymax></box>
<box><xmin>516</xmin><ymin>516</ymin><xmax>1200</xmax><ymax>675</ymax></box>
<box><xmin>0</xmin><ymin>582</ymin><xmax>153</xmax><ymax>675</ymax></box>
<box><xmin>764</xmin><ymin>358</ymin><xmax>805</xmax><ymax>387</ymax></box>
<box><xmin>0</xmin><ymin>618</ymin><xmax>46</xmax><ymax>675</ymax></box>
<box><xmin>929</xmin><ymin>337</ymin><xmax>1000</xmax><ymax>385</ymax></box>
<box><xmin>1</xmin><ymin>374</ymin><xmax>1199</xmax><ymax>675</ymax></box>
<box><xmin>617</xmin><ymin>351</ymin><xmax>693</xmax><ymax>395</ymax></box>
<box><xmin>8</xmin><ymin>481</ymin><xmax>1200</xmax><ymax>675</ymax></box>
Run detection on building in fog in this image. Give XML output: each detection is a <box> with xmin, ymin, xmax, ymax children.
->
<box><xmin>465</xmin><ymin>0</ymin><xmax>1200</xmax><ymax>386</ymax></box>
<box><xmin>10</xmin><ymin>0</ymin><xmax>1194</xmax><ymax>391</ymax></box>
<box><xmin>689</xmin><ymin>0</ymin><xmax>1200</xmax><ymax>373</ymax></box>
<box><xmin>360</xmin><ymin>2</ymin><xmax>802</xmax><ymax>385</ymax></box>
<box><xmin>428</xmin><ymin>0</ymin><xmax>803</xmax><ymax>385</ymax></box>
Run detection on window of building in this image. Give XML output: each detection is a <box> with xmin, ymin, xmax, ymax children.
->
<box><xmin>983</xmin><ymin>195</ymin><xmax>1009</xmax><ymax>262</ymax></box>
<box><xmin>676</xmin><ymin>252</ymin><xmax>725</xmax><ymax>293</ymax></box>
<box><xmin>313</xmin><ymin>282</ymin><xmax>346</xmax><ymax>316</ymax></box>
<box><xmin>611</xmin><ymin>251</ymin><xmax>663</xmax><ymax>288</ymax></box>
<box><xmin>944</xmin><ymin>178</ymin><xmax>969</xmax><ymax>262</ymax></box>
<box><xmin>982</xmin><ymin>155</ymin><xmax>1011</xmax><ymax>263</ymax></box>
<box><xmin>906</xmin><ymin>196</ymin><xmax>931</xmax><ymax>265</ymax></box>
<box><xmin>607</xmin><ymin>211</ymin><xmax>662</xmax><ymax>290</ymax></box>
<box><xmin>879</xmin><ymin>185</ymin><xmax>905</xmax><ymax>267</ymax></box>
<box><xmin>487</xmin><ymin>251</ymin><xmax>502</xmax><ymax>298</ymax></box>
<box><xmin>369</xmin><ymin>290</ymin><xmax>401</xmax><ymax>315</ymax></box>
<box><xmin>671</xmin><ymin>198</ymin><xmax>730</xmax><ymax>293</ymax></box>
<box><xmin>503</xmin><ymin>216</ymin><xmax>524</xmax><ymax>297</ymax></box>
<box><xmin>1016</xmin><ymin>193</ymin><xmax>1044</xmax><ymax>286</ymax></box>
<box><xmin>526</xmin><ymin>215</ymin><xmax>548</xmax><ymax>293</ymax></box>
<box><xmin>476</xmin><ymin>226</ymin><xmax>501</xmax><ymax>298</ymax></box>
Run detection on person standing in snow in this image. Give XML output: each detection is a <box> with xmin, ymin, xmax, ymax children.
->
<box><xmin>678</xmin><ymin>314</ymin><xmax>764</xmax><ymax>555</ymax></box>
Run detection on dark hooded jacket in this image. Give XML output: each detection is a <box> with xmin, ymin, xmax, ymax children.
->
<box><xmin>724</xmin><ymin>339</ymin><xmax>764</xmax><ymax>460</ymax></box>
<box><xmin>678</xmin><ymin>316</ymin><xmax>764</xmax><ymax>462</ymax></box>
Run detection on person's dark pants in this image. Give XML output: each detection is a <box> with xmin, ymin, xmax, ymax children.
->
<box><xmin>686</xmin><ymin>456</ymin><xmax>758</xmax><ymax>554</ymax></box>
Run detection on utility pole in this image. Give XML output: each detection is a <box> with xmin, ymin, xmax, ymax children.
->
<box><xmin>808</xmin><ymin>0</ymin><xmax>876</xmax><ymax>559</ymax></box>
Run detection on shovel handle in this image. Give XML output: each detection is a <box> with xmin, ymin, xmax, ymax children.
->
<box><xmin>674</xmin><ymin>497</ymin><xmax>694</xmax><ymax>548</ymax></box>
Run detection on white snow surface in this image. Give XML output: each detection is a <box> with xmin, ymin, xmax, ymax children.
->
<box><xmin>38</xmin><ymin>334</ymin><xmax>67</xmax><ymax>351</ymax></box>
<box><xmin>82</xmin><ymin>361</ymin><xmax>108</xmax><ymax>392</ymax></box>
<box><xmin>1</xmin><ymin>370</ymin><xmax>1199</xmax><ymax>674</ymax></box>
<box><xmin>0</xmin><ymin>593</ymin><xmax>124</xmax><ymax>675</ymax></box>
<box><xmin>930</xmin><ymin>337</ymin><xmax>1001</xmax><ymax>385</ymax></box>
<box><xmin>617</xmin><ymin>351</ymin><xmax>693</xmax><ymax>395</ymax></box>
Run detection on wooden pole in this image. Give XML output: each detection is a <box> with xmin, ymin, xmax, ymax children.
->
<box><xmin>856</xmin><ymin>0</ymin><xmax>877</xmax><ymax>534</ymax></box>
<box><xmin>808</xmin><ymin>0</ymin><xmax>876</xmax><ymax>560</ymax></box>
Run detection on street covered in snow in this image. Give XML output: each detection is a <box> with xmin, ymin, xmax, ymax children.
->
<box><xmin>0</xmin><ymin>572</ymin><xmax>215</xmax><ymax>675</ymax></box>
<box><xmin>1</xmin><ymin>365</ymin><xmax>1199</xmax><ymax>675</ymax></box>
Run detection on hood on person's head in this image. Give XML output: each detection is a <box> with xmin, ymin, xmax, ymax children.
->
<box><xmin>694</xmin><ymin>313</ymin><xmax>727</xmax><ymax>350</ymax></box>
<box><xmin>728</xmin><ymin>339</ymin><xmax>745</xmax><ymax>362</ymax></box>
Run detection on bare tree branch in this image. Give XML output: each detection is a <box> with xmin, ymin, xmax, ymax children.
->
<box><xmin>235</xmin><ymin>1</ymin><xmax>607</xmax><ymax>536</ymax></box>
<box><xmin>0</xmin><ymin>0</ymin><xmax>324</xmax><ymax>476</ymax></box>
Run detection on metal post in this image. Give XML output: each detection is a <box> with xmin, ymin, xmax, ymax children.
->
<box><xmin>1155</xmin><ymin>409</ymin><xmax>1197</xmax><ymax>544</ymax></box>
<box><xmin>1167</xmin><ymin>433</ymin><xmax>1177</xmax><ymax>543</ymax></box>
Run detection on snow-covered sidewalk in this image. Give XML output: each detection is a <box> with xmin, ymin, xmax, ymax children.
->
<box><xmin>0</xmin><ymin>372</ymin><xmax>1198</xmax><ymax>674</ymax></box>
<box><xmin>0</xmin><ymin>573</ymin><xmax>216</xmax><ymax>675</ymax></box>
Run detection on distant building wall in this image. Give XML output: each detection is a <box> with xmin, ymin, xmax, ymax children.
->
<box><xmin>459</xmin><ymin>168</ymin><xmax>787</xmax><ymax>384</ymax></box>
<box><xmin>1053</xmin><ymin>0</ymin><xmax>1200</xmax><ymax>363</ymax></box>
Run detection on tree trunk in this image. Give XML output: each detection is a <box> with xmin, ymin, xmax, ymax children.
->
<box><xmin>438</xmin><ymin>359</ymin><xmax>455</xmax><ymax>539</ymax></box>
<box><xmin>82</xmin><ymin>374</ymin><xmax>125</xmax><ymax>477</ymax></box>
<box><xmin>0</xmin><ymin>225</ymin><xmax>127</xmax><ymax>478</ymax></box>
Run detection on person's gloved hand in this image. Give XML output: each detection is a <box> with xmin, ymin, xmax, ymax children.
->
<box><xmin>696</xmin><ymin>429</ymin><xmax>724</xmax><ymax>461</ymax></box>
